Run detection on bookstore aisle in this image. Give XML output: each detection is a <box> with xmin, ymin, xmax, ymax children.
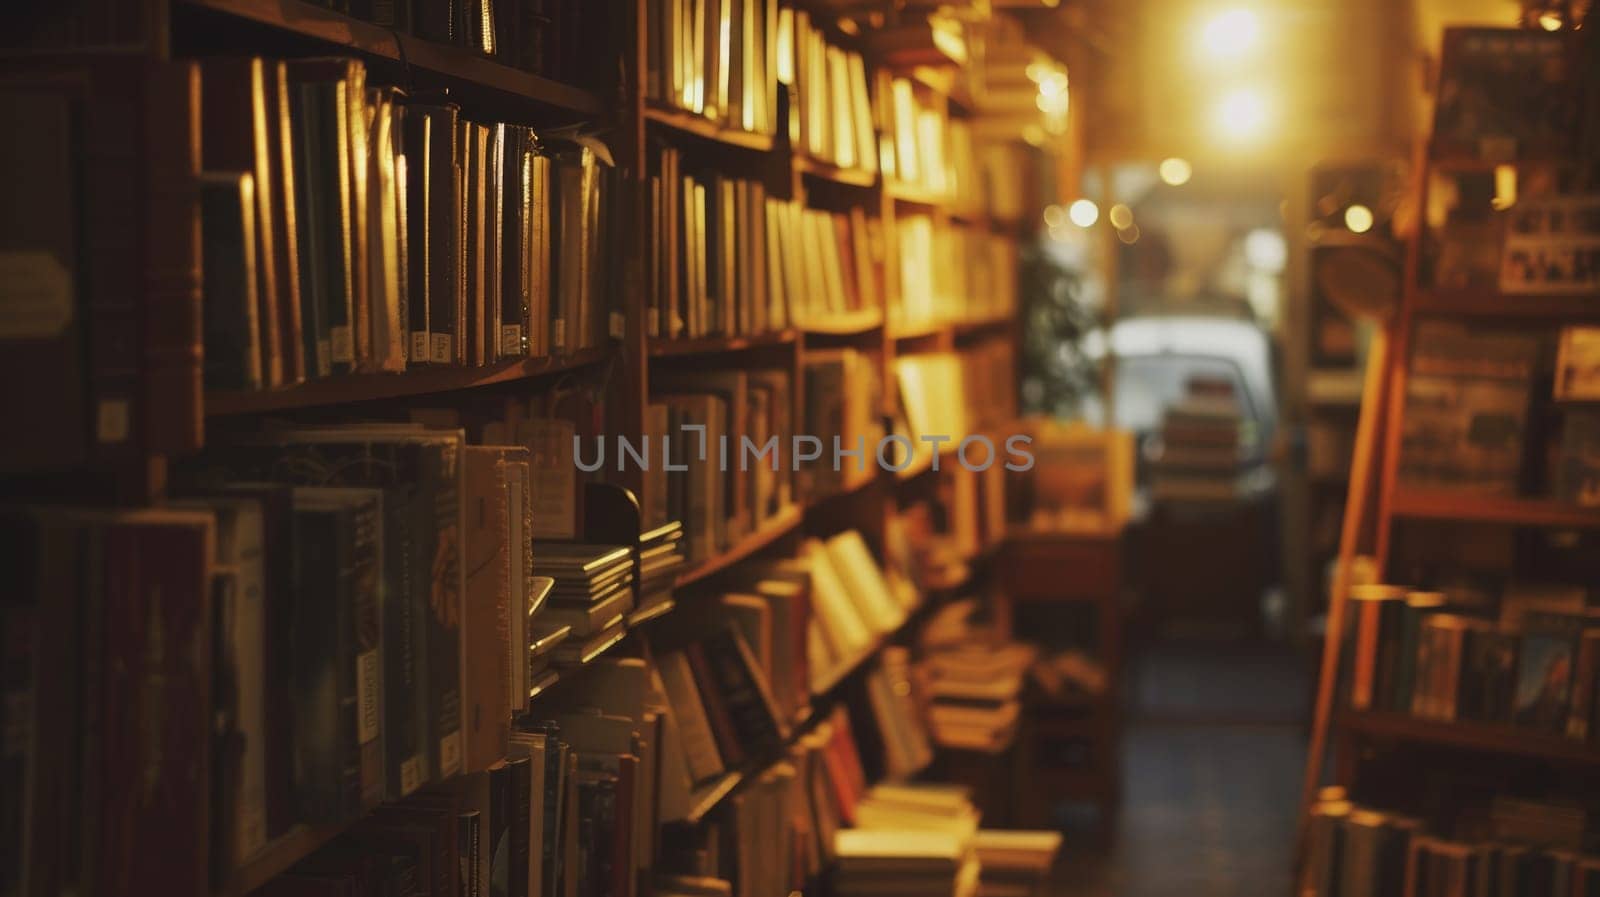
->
<box><xmin>6</xmin><ymin>2</ymin><xmax>1600</xmax><ymax>897</ymax></box>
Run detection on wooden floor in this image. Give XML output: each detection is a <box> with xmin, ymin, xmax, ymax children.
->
<box><xmin>1049</xmin><ymin>638</ymin><xmax>1309</xmax><ymax>897</ymax></box>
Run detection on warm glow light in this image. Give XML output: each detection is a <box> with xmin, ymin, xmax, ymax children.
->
<box><xmin>1214</xmin><ymin>87</ymin><xmax>1269</xmax><ymax>142</ymax></box>
<box><xmin>1043</xmin><ymin>204</ymin><xmax>1066</xmax><ymax>228</ymax></box>
<box><xmin>1199</xmin><ymin>9</ymin><xmax>1261</xmax><ymax>60</ymax></box>
<box><xmin>1538</xmin><ymin>11</ymin><xmax>1564</xmax><ymax>30</ymax></box>
<box><xmin>1117</xmin><ymin>224</ymin><xmax>1141</xmax><ymax>244</ymax></box>
<box><xmin>1068</xmin><ymin>199</ymin><xmax>1100</xmax><ymax>228</ymax></box>
<box><xmin>1159</xmin><ymin>157</ymin><xmax>1193</xmax><ymax>186</ymax></box>
<box><xmin>1343</xmin><ymin>204</ymin><xmax>1374</xmax><ymax>234</ymax></box>
<box><xmin>1492</xmin><ymin>164</ymin><xmax>1518</xmax><ymax>210</ymax></box>
<box><xmin>1109</xmin><ymin>204</ymin><xmax>1134</xmax><ymax>229</ymax></box>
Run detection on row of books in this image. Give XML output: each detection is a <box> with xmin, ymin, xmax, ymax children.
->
<box><xmin>645</xmin><ymin>367</ymin><xmax>796</xmax><ymax>560</ymax></box>
<box><xmin>645</xmin><ymin>0</ymin><xmax>781</xmax><ymax>136</ymax></box>
<box><xmin>0</xmin><ymin>419</ymin><xmax>685</xmax><ymax>885</ymax></box>
<box><xmin>1345</xmin><ymin>583</ymin><xmax>1598</xmax><ymax>738</ymax></box>
<box><xmin>197</xmin><ymin>55</ymin><xmax>615</xmax><ymax>392</ymax></box>
<box><xmin>331</xmin><ymin>0</ymin><xmax>615</xmax><ymax>87</ymax></box>
<box><xmin>1305</xmin><ymin>795</ymin><xmax>1599</xmax><ymax>897</ymax></box>
<box><xmin>897</xmin><ymin>216</ymin><xmax>1018</xmax><ymax>329</ymax></box>
<box><xmin>789</xmin><ymin>8</ymin><xmax>877</xmax><ymax>174</ymax></box>
<box><xmin>1428</xmin><ymin>175</ymin><xmax>1600</xmax><ymax>297</ymax></box>
<box><xmin>894</xmin><ymin>345</ymin><xmax>1019</xmax><ymax>462</ymax></box>
<box><xmin>647</xmin><ymin>146</ymin><xmax>890</xmax><ymax>341</ymax></box>
<box><xmin>803</xmin><ymin>349</ymin><xmax>888</xmax><ymax>495</ymax></box>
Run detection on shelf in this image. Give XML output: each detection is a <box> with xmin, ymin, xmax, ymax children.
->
<box><xmin>884</xmin><ymin>181</ymin><xmax>949</xmax><ymax>207</ymax></box>
<box><xmin>221</xmin><ymin>822</ymin><xmax>347</xmax><ymax>897</ymax></box>
<box><xmin>1388</xmin><ymin>489</ymin><xmax>1600</xmax><ymax>528</ymax></box>
<box><xmin>644</xmin><ymin>105</ymin><xmax>775</xmax><ymax>151</ymax></box>
<box><xmin>179</xmin><ymin>0</ymin><xmax>606</xmax><ymax>117</ymax></box>
<box><xmin>206</xmin><ymin>347</ymin><xmax>614</xmax><ymax>415</ymax></box>
<box><xmin>952</xmin><ymin>316</ymin><xmax>1012</xmax><ymax>337</ymax></box>
<box><xmin>1338</xmin><ymin>710</ymin><xmax>1600</xmax><ymax>766</ymax></box>
<box><xmin>888</xmin><ymin>319</ymin><xmax>950</xmax><ymax>342</ymax></box>
<box><xmin>1413</xmin><ymin>288</ymin><xmax>1600</xmax><ymax>318</ymax></box>
<box><xmin>674</xmin><ymin>503</ymin><xmax>803</xmax><ymax>589</ymax></box>
<box><xmin>648</xmin><ymin>329</ymin><xmax>797</xmax><ymax>357</ymax></box>
<box><xmin>799</xmin><ymin>309</ymin><xmax>884</xmax><ymax>336</ymax></box>
<box><xmin>793</xmin><ymin>154</ymin><xmax>878</xmax><ymax>188</ymax></box>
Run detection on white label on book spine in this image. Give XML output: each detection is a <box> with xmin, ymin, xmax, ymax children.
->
<box><xmin>95</xmin><ymin>399</ymin><xmax>129</xmax><ymax>443</ymax></box>
<box><xmin>609</xmin><ymin>311</ymin><xmax>626</xmax><ymax>340</ymax></box>
<box><xmin>0</xmin><ymin>250</ymin><xmax>72</xmax><ymax>338</ymax></box>
<box><xmin>431</xmin><ymin>334</ymin><xmax>452</xmax><ymax>364</ymax></box>
<box><xmin>647</xmin><ymin>309</ymin><xmax>659</xmax><ymax>339</ymax></box>
<box><xmin>501</xmin><ymin>325</ymin><xmax>522</xmax><ymax>356</ymax></box>
<box><xmin>357</xmin><ymin>648</ymin><xmax>380</xmax><ymax>744</ymax></box>
<box><xmin>411</xmin><ymin>332</ymin><xmax>429</xmax><ymax>362</ymax></box>
<box><xmin>330</xmin><ymin>325</ymin><xmax>354</xmax><ymax>363</ymax></box>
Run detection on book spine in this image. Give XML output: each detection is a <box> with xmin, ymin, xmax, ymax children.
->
<box><xmin>684</xmin><ymin>642</ymin><xmax>747</xmax><ymax>767</ymax></box>
<box><xmin>292</xmin><ymin>506</ymin><xmax>345</xmax><ymax>823</ymax></box>
<box><xmin>350</xmin><ymin>497</ymin><xmax>386</xmax><ymax>812</ymax></box>
<box><xmin>101</xmin><ymin>518</ymin><xmax>212</xmax><ymax>897</ymax></box>
<box><xmin>141</xmin><ymin>61</ymin><xmax>205</xmax><ymax>455</ymax></box>
<box><xmin>509</xmin><ymin>755</ymin><xmax>533</xmax><ymax>897</ymax></box>
<box><xmin>383</xmin><ymin>489</ymin><xmax>426</xmax><ymax>799</ymax></box>
<box><xmin>431</xmin><ymin>109</ymin><xmax>460</xmax><ymax>365</ymax></box>
<box><xmin>268</xmin><ymin>62</ymin><xmax>307</xmax><ymax>384</ymax></box>
<box><xmin>458</xmin><ymin>810</ymin><xmax>481</xmax><ymax>897</ymax></box>
<box><xmin>489</xmin><ymin>764</ymin><xmax>512</xmax><ymax>897</ymax></box>
<box><xmin>702</xmin><ymin>628</ymin><xmax>785</xmax><ymax>752</ymax></box>
<box><xmin>425</xmin><ymin>444</ymin><xmax>465</xmax><ymax>779</ymax></box>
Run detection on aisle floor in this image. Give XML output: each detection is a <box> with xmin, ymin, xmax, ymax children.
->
<box><xmin>1049</xmin><ymin>639</ymin><xmax>1309</xmax><ymax>897</ymax></box>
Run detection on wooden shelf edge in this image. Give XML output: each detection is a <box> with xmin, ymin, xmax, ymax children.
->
<box><xmin>644</xmin><ymin>105</ymin><xmax>775</xmax><ymax>151</ymax></box>
<box><xmin>222</xmin><ymin>822</ymin><xmax>347</xmax><ymax>896</ymax></box>
<box><xmin>648</xmin><ymin>329</ymin><xmax>797</xmax><ymax>357</ymax></box>
<box><xmin>179</xmin><ymin>0</ymin><xmax>606</xmax><ymax>116</ymax></box>
<box><xmin>889</xmin><ymin>320</ymin><xmax>951</xmax><ymax>342</ymax></box>
<box><xmin>1413</xmin><ymin>287</ymin><xmax>1600</xmax><ymax>318</ymax></box>
<box><xmin>674</xmin><ymin>504</ymin><xmax>803</xmax><ymax>589</ymax></box>
<box><xmin>799</xmin><ymin>310</ymin><xmax>885</xmax><ymax>336</ymax></box>
<box><xmin>1338</xmin><ymin>709</ymin><xmax>1600</xmax><ymax>766</ymax></box>
<box><xmin>793</xmin><ymin>153</ymin><xmax>878</xmax><ymax>188</ymax></box>
<box><xmin>952</xmin><ymin>315</ymin><xmax>1013</xmax><ymax>336</ymax></box>
<box><xmin>1388</xmin><ymin>489</ymin><xmax>1600</xmax><ymax>528</ymax></box>
<box><xmin>206</xmin><ymin>347</ymin><xmax>614</xmax><ymax>415</ymax></box>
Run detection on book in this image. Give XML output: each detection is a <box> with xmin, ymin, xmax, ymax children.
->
<box><xmin>1432</xmin><ymin>27</ymin><xmax>1581</xmax><ymax>163</ymax></box>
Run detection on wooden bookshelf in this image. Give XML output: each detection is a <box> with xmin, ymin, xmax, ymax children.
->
<box><xmin>178</xmin><ymin>0</ymin><xmax>606</xmax><ymax>116</ymax></box>
<box><xmin>1338</xmin><ymin>710</ymin><xmax>1600</xmax><ymax>767</ymax></box>
<box><xmin>1388</xmin><ymin>489</ymin><xmax>1600</xmax><ymax>528</ymax></box>
<box><xmin>644</xmin><ymin>104</ymin><xmax>775</xmax><ymax>151</ymax></box>
<box><xmin>206</xmin><ymin>347</ymin><xmax>616</xmax><ymax>414</ymax></box>
<box><xmin>1412</xmin><ymin>287</ymin><xmax>1600</xmax><ymax>318</ymax></box>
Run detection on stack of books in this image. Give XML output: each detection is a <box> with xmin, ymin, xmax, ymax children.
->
<box><xmin>973</xmin><ymin>830</ymin><xmax>1063</xmax><ymax>897</ymax></box>
<box><xmin>835</xmin><ymin>784</ymin><xmax>983</xmax><ymax>897</ymax></box>
<box><xmin>1149</xmin><ymin>393</ymin><xmax>1262</xmax><ymax>502</ymax></box>
<box><xmin>635</xmin><ymin>521</ymin><xmax>688</xmax><ymax>622</ymax></box>
<box><xmin>921</xmin><ymin>643</ymin><xmax>1034</xmax><ymax>753</ymax></box>
<box><xmin>534</xmin><ymin>543</ymin><xmax>634</xmax><ymax>666</ymax></box>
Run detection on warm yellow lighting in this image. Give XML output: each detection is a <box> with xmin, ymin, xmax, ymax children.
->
<box><xmin>1492</xmin><ymin>164</ymin><xmax>1518</xmax><ymax>210</ymax></box>
<box><xmin>1199</xmin><ymin>9</ymin><xmax>1261</xmax><ymax>60</ymax></box>
<box><xmin>1109</xmin><ymin>204</ymin><xmax>1134</xmax><ymax>229</ymax></box>
<box><xmin>1043</xmin><ymin>204</ymin><xmax>1066</xmax><ymax>228</ymax></box>
<box><xmin>1117</xmin><ymin>224</ymin><xmax>1141</xmax><ymax>244</ymax></box>
<box><xmin>1214</xmin><ymin>87</ymin><xmax>1269</xmax><ymax>142</ymax></box>
<box><xmin>1068</xmin><ymin>199</ymin><xmax>1100</xmax><ymax>228</ymax></box>
<box><xmin>1343</xmin><ymin>204</ymin><xmax>1374</xmax><ymax>234</ymax></box>
<box><xmin>1159</xmin><ymin>157</ymin><xmax>1192</xmax><ymax>186</ymax></box>
<box><xmin>1538</xmin><ymin>11</ymin><xmax>1564</xmax><ymax>30</ymax></box>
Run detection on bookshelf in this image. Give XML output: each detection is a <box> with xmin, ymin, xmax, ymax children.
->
<box><xmin>1299</xmin><ymin>23</ymin><xmax>1600</xmax><ymax>893</ymax></box>
<box><xmin>0</xmin><ymin>1</ymin><xmax>1056</xmax><ymax>894</ymax></box>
